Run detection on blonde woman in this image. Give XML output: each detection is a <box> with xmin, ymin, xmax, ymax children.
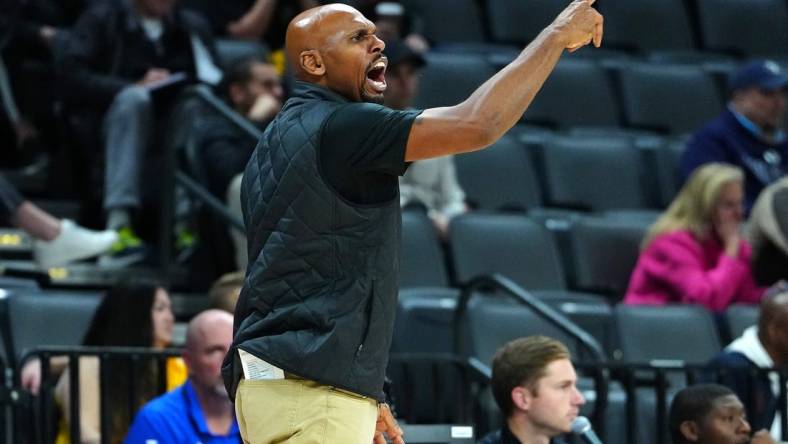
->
<box><xmin>624</xmin><ymin>163</ymin><xmax>765</xmax><ymax>312</ymax></box>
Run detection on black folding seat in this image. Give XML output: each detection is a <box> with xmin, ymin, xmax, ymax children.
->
<box><xmin>537</xmin><ymin>136</ymin><xmax>649</xmax><ymax>211</ymax></box>
<box><xmin>615</xmin><ymin>304</ymin><xmax>721</xmax><ymax>365</ymax></box>
<box><xmin>568</xmin><ymin>216</ymin><xmax>650</xmax><ymax>299</ymax></box>
<box><xmin>413</xmin><ymin>52</ymin><xmax>496</xmax><ymax>109</ymax></box>
<box><xmin>725</xmin><ymin>304</ymin><xmax>759</xmax><ymax>341</ymax></box>
<box><xmin>449</xmin><ymin>214</ymin><xmax>566</xmax><ymax>290</ymax></box>
<box><xmin>522</xmin><ymin>59</ymin><xmax>620</xmax><ymax>129</ymax></box>
<box><xmin>400</xmin><ymin>0</ymin><xmax>485</xmax><ymax>44</ymax></box>
<box><xmin>597</xmin><ymin>0</ymin><xmax>695</xmax><ymax>53</ymax></box>
<box><xmin>618</xmin><ymin>63</ymin><xmax>723</xmax><ymax>134</ymax></box>
<box><xmin>485</xmin><ymin>0</ymin><xmax>566</xmax><ymax>46</ymax></box>
<box><xmin>454</xmin><ymin>135</ymin><xmax>542</xmax><ymax>212</ymax></box>
<box><xmin>697</xmin><ymin>0</ymin><xmax>788</xmax><ymax>57</ymax></box>
<box><xmin>400</xmin><ymin>210</ymin><xmax>449</xmax><ymax>288</ymax></box>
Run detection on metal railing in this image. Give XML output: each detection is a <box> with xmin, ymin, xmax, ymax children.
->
<box><xmin>17</xmin><ymin>346</ymin><xmax>182</xmax><ymax>444</ymax></box>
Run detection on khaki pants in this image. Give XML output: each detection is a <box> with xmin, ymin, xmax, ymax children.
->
<box><xmin>235</xmin><ymin>377</ymin><xmax>378</xmax><ymax>444</ymax></box>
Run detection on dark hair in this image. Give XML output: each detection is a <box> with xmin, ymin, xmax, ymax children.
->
<box><xmin>669</xmin><ymin>384</ymin><xmax>736</xmax><ymax>444</ymax></box>
<box><xmin>220</xmin><ymin>56</ymin><xmax>266</xmax><ymax>98</ymax></box>
<box><xmin>491</xmin><ymin>336</ymin><xmax>570</xmax><ymax>418</ymax></box>
<box><xmin>83</xmin><ymin>281</ymin><xmax>159</xmax><ymax>347</ymax></box>
<box><xmin>81</xmin><ymin>280</ymin><xmax>165</xmax><ymax>443</ymax></box>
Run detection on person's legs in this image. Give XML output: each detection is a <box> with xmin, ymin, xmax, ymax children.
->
<box><xmin>236</xmin><ymin>378</ymin><xmax>377</xmax><ymax>444</ymax></box>
<box><xmin>0</xmin><ymin>174</ymin><xmax>27</xmax><ymax>226</ymax></box>
<box><xmin>226</xmin><ymin>174</ymin><xmax>247</xmax><ymax>270</ymax></box>
<box><xmin>102</xmin><ymin>86</ymin><xmax>154</xmax><ymax>229</ymax></box>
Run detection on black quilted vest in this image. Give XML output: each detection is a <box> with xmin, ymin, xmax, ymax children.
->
<box><xmin>222</xmin><ymin>82</ymin><xmax>402</xmax><ymax>402</ymax></box>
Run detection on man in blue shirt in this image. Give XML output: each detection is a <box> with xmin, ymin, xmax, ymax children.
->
<box><xmin>682</xmin><ymin>60</ymin><xmax>788</xmax><ymax>213</ymax></box>
<box><xmin>125</xmin><ymin>310</ymin><xmax>239</xmax><ymax>444</ymax></box>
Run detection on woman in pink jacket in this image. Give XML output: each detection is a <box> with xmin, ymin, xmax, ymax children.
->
<box><xmin>624</xmin><ymin>163</ymin><xmax>765</xmax><ymax>312</ymax></box>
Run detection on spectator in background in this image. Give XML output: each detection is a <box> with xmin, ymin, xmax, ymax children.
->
<box><xmin>383</xmin><ymin>40</ymin><xmax>466</xmax><ymax>237</ymax></box>
<box><xmin>669</xmin><ymin>384</ymin><xmax>775</xmax><ymax>444</ymax></box>
<box><xmin>125</xmin><ymin>310</ymin><xmax>239</xmax><ymax>444</ymax></box>
<box><xmin>59</xmin><ymin>0</ymin><xmax>221</xmax><ymax>265</ymax></box>
<box><xmin>197</xmin><ymin>56</ymin><xmax>283</xmax><ymax>199</ymax></box>
<box><xmin>194</xmin><ymin>56</ymin><xmax>284</xmax><ymax>270</ymax></box>
<box><xmin>208</xmin><ymin>271</ymin><xmax>244</xmax><ymax>314</ymax></box>
<box><xmin>183</xmin><ymin>0</ymin><xmax>317</xmax><ymax>50</ymax></box>
<box><xmin>624</xmin><ymin>163</ymin><xmax>766</xmax><ymax>312</ymax></box>
<box><xmin>357</xmin><ymin>1</ymin><xmax>429</xmax><ymax>53</ymax></box>
<box><xmin>0</xmin><ymin>174</ymin><xmax>117</xmax><ymax>268</ymax></box>
<box><xmin>0</xmin><ymin>0</ymin><xmax>88</xmax><ymax>161</ymax></box>
<box><xmin>748</xmin><ymin>177</ymin><xmax>788</xmax><ymax>285</ymax></box>
<box><xmin>682</xmin><ymin>60</ymin><xmax>788</xmax><ymax>213</ymax></box>
<box><xmin>54</xmin><ymin>282</ymin><xmax>184</xmax><ymax>444</ymax></box>
<box><xmin>478</xmin><ymin>336</ymin><xmax>585</xmax><ymax>444</ymax></box>
<box><xmin>705</xmin><ymin>288</ymin><xmax>788</xmax><ymax>439</ymax></box>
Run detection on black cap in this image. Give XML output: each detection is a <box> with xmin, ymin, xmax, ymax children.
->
<box><xmin>384</xmin><ymin>40</ymin><xmax>426</xmax><ymax>69</ymax></box>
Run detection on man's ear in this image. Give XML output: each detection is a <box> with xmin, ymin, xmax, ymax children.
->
<box><xmin>511</xmin><ymin>386</ymin><xmax>531</xmax><ymax>412</ymax></box>
<box><xmin>680</xmin><ymin>420</ymin><xmax>700</xmax><ymax>442</ymax></box>
<box><xmin>300</xmin><ymin>50</ymin><xmax>325</xmax><ymax>76</ymax></box>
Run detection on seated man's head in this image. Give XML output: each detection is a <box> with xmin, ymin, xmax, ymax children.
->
<box><xmin>224</xmin><ymin>57</ymin><xmax>284</xmax><ymax>120</ymax></box>
<box><xmin>491</xmin><ymin>336</ymin><xmax>585</xmax><ymax>438</ymax></box>
<box><xmin>183</xmin><ymin>310</ymin><xmax>234</xmax><ymax>397</ymax></box>
<box><xmin>208</xmin><ymin>271</ymin><xmax>244</xmax><ymax>314</ymax></box>
<box><xmin>381</xmin><ymin>40</ymin><xmax>424</xmax><ymax>110</ymax></box>
<box><xmin>729</xmin><ymin>60</ymin><xmax>788</xmax><ymax>136</ymax></box>
<box><xmin>757</xmin><ymin>287</ymin><xmax>788</xmax><ymax>366</ymax></box>
<box><xmin>669</xmin><ymin>384</ymin><xmax>751</xmax><ymax>444</ymax></box>
<box><xmin>286</xmin><ymin>4</ymin><xmax>387</xmax><ymax>103</ymax></box>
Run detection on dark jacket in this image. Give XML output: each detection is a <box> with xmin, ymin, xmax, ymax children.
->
<box><xmin>478</xmin><ymin>425</ymin><xmax>568</xmax><ymax>444</ymax></box>
<box><xmin>681</xmin><ymin>109</ymin><xmax>788</xmax><ymax>213</ymax></box>
<box><xmin>222</xmin><ymin>82</ymin><xmax>402</xmax><ymax>402</ymax></box>
<box><xmin>58</xmin><ymin>0</ymin><xmax>216</xmax><ymax>110</ymax></box>
<box><xmin>705</xmin><ymin>350</ymin><xmax>777</xmax><ymax>432</ymax></box>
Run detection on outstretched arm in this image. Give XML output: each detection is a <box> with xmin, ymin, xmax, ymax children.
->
<box><xmin>405</xmin><ymin>0</ymin><xmax>603</xmax><ymax>161</ymax></box>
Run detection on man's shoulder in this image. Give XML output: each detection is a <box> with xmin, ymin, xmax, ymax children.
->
<box><xmin>136</xmin><ymin>385</ymin><xmax>188</xmax><ymax>419</ymax></box>
<box><xmin>708</xmin><ymin>349</ymin><xmax>757</xmax><ymax>368</ymax></box>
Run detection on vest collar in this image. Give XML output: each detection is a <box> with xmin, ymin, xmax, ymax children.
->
<box><xmin>292</xmin><ymin>81</ymin><xmax>352</xmax><ymax>104</ymax></box>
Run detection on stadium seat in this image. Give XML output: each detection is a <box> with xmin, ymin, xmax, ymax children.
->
<box><xmin>533</xmin><ymin>290</ymin><xmax>616</xmax><ymax>356</ymax></box>
<box><xmin>462</xmin><ymin>296</ymin><xmax>582</xmax><ymax>365</ymax></box>
<box><xmin>1</xmin><ymin>290</ymin><xmax>101</xmax><ymax>368</ymax></box>
<box><xmin>400</xmin><ymin>0</ymin><xmax>486</xmax><ymax>44</ymax></box>
<box><xmin>390</xmin><ymin>288</ymin><xmax>466</xmax><ymax>424</ymax></box>
<box><xmin>618</xmin><ymin>63</ymin><xmax>723</xmax><ymax>134</ymax></box>
<box><xmin>568</xmin><ymin>216</ymin><xmax>650</xmax><ymax>299</ymax></box>
<box><xmin>696</xmin><ymin>0</ymin><xmax>788</xmax><ymax>57</ymax></box>
<box><xmin>400</xmin><ymin>210</ymin><xmax>450</xmax><ymax>288</ymax></box>
<box><xmin>414</xmin><ymin>52</ymin><xmax>495</xmax><ymax>109</ymax></box>
<box><xmin>725</xmin><ymin>304</ymin><xmax>759</xmax><ymax>340</ymax></box>
<box><xmin>454</xmin><ymin>135</ymin><xmax>542</xmax><ymax>212</ymax></box>
<box><xmin>597</xmin><ymin>0</ymin><xmax>695</xmax><ymax>52</ymax></box>
<box><xmin>449</xmin><ymin>214</ymin><xmax>566</xmax><ymax>290</ymax></box>
<box><xmin>522</xmin><ymin>59</ymin><xmax>621</xmax><ymax>128</ymax></box>
<box><xmin>214</xmin><ymin>38</ymin><xmax>270</xmax><ymax>68</ymax></box>
<box><xmin>485</xmin><ymin>0</ymin><xmax>566</xmax><ymax>45</ymax></box>
<box><xmin>614</xmin><ymin>304</ymin><xmax>721</xmax><ymax>364</ymax></box>
<box><xmin>535</xmin><ymin>136</ymin><xmax>650</xmax><ymax>211</ymax></box>
<box><xmin>653</xmin><ymin>137</ymin><xmax>687</xmax><ymax>207</ymax></box>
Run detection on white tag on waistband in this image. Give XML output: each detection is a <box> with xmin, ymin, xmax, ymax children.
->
<box><xmin>238</xmin><ymin>349</ymin><xmax>285</xmax><ymax>380</ymax></box>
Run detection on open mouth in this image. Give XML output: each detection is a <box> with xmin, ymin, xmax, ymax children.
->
<box><xmin>365</xmin><ymin>57</ymin><xmax>388</xmax><ymax>94</ymax></box>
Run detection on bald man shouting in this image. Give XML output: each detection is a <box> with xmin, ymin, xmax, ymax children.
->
<box><xmin>222</xmin><ymin>3</ymin><xmax>603</xmax><ymax>444</ymax></box>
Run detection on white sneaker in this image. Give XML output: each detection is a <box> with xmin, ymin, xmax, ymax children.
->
<box><xmin>33</xmin><ymin>220</ymin><xmax>119</xmax><ymax>268</ymax></box>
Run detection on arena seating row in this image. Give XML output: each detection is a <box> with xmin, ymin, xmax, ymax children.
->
<box><xmin>415</xmin><ymin>55</ymin><xmax>747</xmax><ymax>135</ymax></box>
<box><xmin>401</xmin><ymin>210</ymin><xmax>655</xmax><ymax>301</ymax></box>
<box><xmin>398</xmin><ymin>0</ymin><xmax>788</xmax><ymax>58</ymax></box>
